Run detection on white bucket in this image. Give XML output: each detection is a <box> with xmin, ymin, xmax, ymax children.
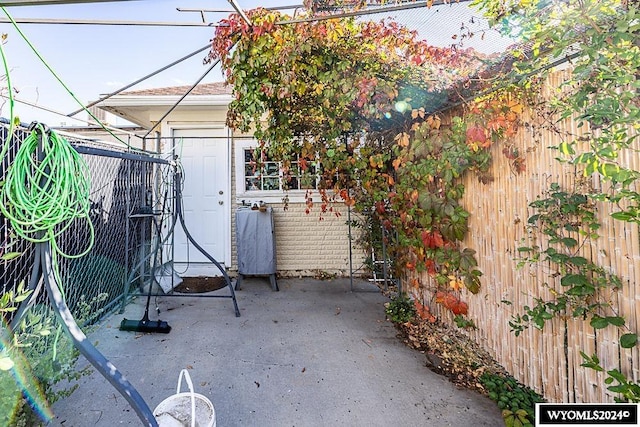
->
<box><xmin>153</xmin><ymin>369</ymin><xmax>215</xmax><ymax>427</ymax></box>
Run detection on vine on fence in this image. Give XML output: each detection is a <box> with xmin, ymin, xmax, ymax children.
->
<box><xmin>512</xmin><ymin>181</ymin><xmax>636</xmax><ymax>343</ymax></box>
<box><xmin>210</xmin><ymin>7</ymin><xmax>527</xmax><ymax>322</ymax></box>
<box><xmin>474</xmin><ymin>0</ymin><xmax>640</xmax><ymax>400</ymax></box>
<box><xmin>210</xmin><ymin>0</ymin><xmax>640</xmax><ymax>404</ymax></box>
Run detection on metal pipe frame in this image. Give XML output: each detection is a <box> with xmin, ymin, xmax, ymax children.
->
<box><xmin>68</xmin><ymin>44</ymin><xmax>211</xmax><ymax>116</ymax></box>
<box><xmin>0</xmin><ymin>0</ymin><xmax>141</xmax><ymax>5</ymax></box>
<box><xmin>72</xmin><ymin>144</ymin><xmax>170</xmax><ymax>164</ymax></box>
<box><xmin>0</xmin><ymin>17</ymin><xmax>223</xmax><ymax>26</ymax></box>
<box><xmin>140</xmin><ymin>57</ymin><xmax>221</xmax><ymax>139</ymax></box>
<box><xmin>228</xmin><ymin>0</ymin><xmax>252</xmax><ymax>27</ymax></box>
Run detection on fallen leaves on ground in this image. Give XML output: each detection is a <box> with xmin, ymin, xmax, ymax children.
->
<box><xmin>393</xmin><ymin>318</ymin><xmax>507</xmax><ymax>393</ymax></box>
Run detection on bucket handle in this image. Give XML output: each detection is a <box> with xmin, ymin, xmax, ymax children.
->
<box><xmin>176</xmin><ymin>369</ymin><xmax>196</xmax><ymax>427</ymax></box>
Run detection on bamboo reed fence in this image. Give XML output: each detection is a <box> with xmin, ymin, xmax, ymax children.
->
<box><xmin>409</xmin><ymin>70</ymin><xmax>640</xmax><ymax>403</ymax></box>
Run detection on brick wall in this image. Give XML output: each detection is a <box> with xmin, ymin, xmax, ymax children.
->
<box><xmin>231</xmin><ymin>201</ymin><xmax>367</xmax><ymax>278</ymax></box>
<box><xmin>272</xmin><ymin>202</ymin><xmax>365</xmax><ymax>276</ymax></box>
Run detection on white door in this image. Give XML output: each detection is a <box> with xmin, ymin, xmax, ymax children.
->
<box><xmin>172</xmin><ymin>127</ymin><xmax>230</xmax><ymax>275</ymax></box>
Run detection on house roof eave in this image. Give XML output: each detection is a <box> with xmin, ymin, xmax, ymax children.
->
<box><xmin>97</xmin><ymin>94</ymin><xmax>233</xmax><ymax>108</ymax></box>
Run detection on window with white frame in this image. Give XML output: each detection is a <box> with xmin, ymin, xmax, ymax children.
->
<box><xmin>235</xmin><ymin>139</ymin><xmax>321</xmax><ymax>203</ymax></box>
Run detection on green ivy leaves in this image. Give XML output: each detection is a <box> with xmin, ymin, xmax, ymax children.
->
<box><xmin>514</xmin><ymin>182</ymin><xmax>628</xmax><ymax>338</ymax></box>
<box><xmin>590</xmin><ymin>315</ymin><xmax>625</xmax><ymax>329</ymax></box>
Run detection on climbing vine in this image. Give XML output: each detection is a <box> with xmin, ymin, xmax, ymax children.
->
<box><xmin>385</xmin><ymin>90</ymin><xmax>525</xmax><ymax>321</ymax></box>
<box><xmin>474</xmin><ymin>0</ymin><xmax>640</xmax><ymax>400</ymax></box>
<box><xmin>512</xmin><ymin>181</ymin><xmax>625</xmax><ymax>335</ymax></box>
<box><xmin>210</xmin><ymin>7</ymin><xmax>526</xmax><ymax>322</ymax></box>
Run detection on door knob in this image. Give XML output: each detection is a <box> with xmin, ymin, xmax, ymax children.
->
<box><xmin>219</xmin><ymin>201</ymin><xmax>224</xmax><ymax>205</ymax></box>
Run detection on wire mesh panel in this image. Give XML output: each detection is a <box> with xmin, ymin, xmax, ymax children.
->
<box><xmin>307</xmin><ymin>0</ymin><xmax>514</xmax><ymax>55</ymax></box>
<box><xmin>59</xmin><ymin>149</ymin><xmax>155</xmax><ymax>324</ymax></box>
<box><xmin>0</xmin><ymin>124</ymin><xmax>36</xmax><ymax>313</ymax></box>
<box><xmin>0</xmin><ymin>120</ymin><xmax>177</xmax><ymax>424</ymax></box>
<box><xmin>0</xmin><ymin>122</ymin><xmax>168</xmax><ymax>326</ymax></box>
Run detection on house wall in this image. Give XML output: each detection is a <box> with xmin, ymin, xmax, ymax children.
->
<box><xmin>149</xmin><ymin>107</ymin><xmax>366</xmax><ymax>278</ymax></box>
<box><xmin>228</xmin><ymin>135</ymin><xmax>366</xmax><ymax>278</ymax></box>
<box><xmin>272</xmin><ymin>202</ymin><xmax>363</xmax><ymax>277</ymax></box>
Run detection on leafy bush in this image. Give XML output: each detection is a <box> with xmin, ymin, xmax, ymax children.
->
<box><xmin>385</xmin><ymin>294</ymin><xmax>416</xmax><ymax>323</ymax></box>
<box><xmin>480</xmin><ymin>372</ymin><xmax>545</xmax><ymax>427</ymax></box>
<box><xmin>1</xmin><ymin>292</ymin><xmax>101</xmax><ymax>426</ymax></box>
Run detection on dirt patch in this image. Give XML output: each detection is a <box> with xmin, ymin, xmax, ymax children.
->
<box><xmin>173</xmin><ymin>276</ymin><xmax>227</xmax><ymax>293</ymax></box>
<box><xmin>393</xmin><ymin>319</ymin><xmax>507</xmax><ymax>393</ymax></box>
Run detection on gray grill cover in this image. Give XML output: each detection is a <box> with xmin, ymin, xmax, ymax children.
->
<box><xmin>236</xmin><ymin>207</ymin><xmax>276</xmax><ymax>275</ymax></box>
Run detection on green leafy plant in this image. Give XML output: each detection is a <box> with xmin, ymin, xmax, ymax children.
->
<box><xmin>471</xmin><ymin>0</ymin><xmax>640</xmax><ymax>402</ymax></box>
<box><xmin>210</xmin><ymin>6</ymin><xmax>536</xmax><ymax>330</ymax></box>
<box><xmin>1</xmin><ymin>280</ymin><xmax>32</xmax><ymax>371</ymax></box>
<box><xmin>480</xmin><ymin>372</ymin><xmax>545</xmax><ymax>427</ymax></box>
<box><xmin>385</xmin><ymin>294</ymin><xmax>416</xmax><ymax>324</ymax></box>
<box><xmin>580</xmin><ymin>352</ymin><xmax>640</xmax><ymax>402</ymax></box>
<box><xmin>453</xmin><ymin>314</ymin><xmax>477</xmax><ymax>330</ymax></box>
<box><xmin>475</xmin><ymin>0</ymin><xmax>640</xmax><ymax>225</ymax></box>
<box><xmin>512</xmin><ymin>182</ymin><xmax>624</xmax><ymax>333</ymax></box>
<box><xmin>0</xmin><ymin>292</ymin><xmax>102</xmax><ymax>426</ymax></box>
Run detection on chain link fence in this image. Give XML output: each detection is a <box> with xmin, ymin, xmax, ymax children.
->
<box><xmin>1</xmin><ymin>120</ymin><xmax>170</xmax><ymax>331</ymax></box>
<box><xmin>0</xmin><ymin>120</ymin><xmax>177</xmax><ymax>424</ymax></box>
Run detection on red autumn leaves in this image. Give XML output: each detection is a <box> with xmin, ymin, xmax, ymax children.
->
<box><xmin>421</xmin><ymin>229</ymin><xmax>444</xmax><ymax>249</ymax></box>
<box><xmin>465</xmin><ymin>124</ymin><xmax>490</xmax><ymax>151</ymax></box>
<box><xmin>465</xmin><ymin>98</ymin><xmax>523</xmax><ymax>152</ymax></box>
<box><xmin>412</xmin><ymin>290</ymin><xmax>467</xmax><ymax>318</ymax></box>
<box><xmin>435</xmin><ymin>290</ymin><xmax>469</xmax><ymax>315</ymax></box>
<box><xmin>415</xmin><ymin>229</ymin><xmax>469</xmax><ymax>316</ymax></box>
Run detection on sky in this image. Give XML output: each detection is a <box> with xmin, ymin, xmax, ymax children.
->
<box><xmin>0</xmin><ymin>0</ymin><xmax>513</xmax><ymax>128</ymax></box>
<box><xmin>0</xmin><ymin>0</ymin><xmax>266</xmax><ymax>126</ymax></box>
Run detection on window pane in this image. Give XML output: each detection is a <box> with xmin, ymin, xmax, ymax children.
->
<box><xmin>265</xmin><ymin>162</ymin><xmax>279</xmax><ymax>176</ymax></box>
<box><xmin>263</xmin><ymin>177</ymin><xmax>279</xmax><ymax>190</ymax></box>
<box><xmin>246</xmin><ymin>177</ymin><xmax>260</xmax><ymax>191</ymax></box>
<box><xmin>242</xmin><ymin>147</ymin><xmax>320</xmax><ymax>192</ymax></box>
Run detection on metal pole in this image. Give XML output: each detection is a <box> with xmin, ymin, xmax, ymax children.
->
<box><xmin>348</xmin><ymin>200</ymin><xmax>353</xmax><ymax>292</ymax></box>
<box><xmin>42</xmin><ymin>243</ymin><xmax>158</xmax><ymax>427</ymax></box>
<box><xmin>276</xmin><ymin>0</ymin><xmax>473</xmax><ymax>25</ymax></box>
<box><xmin>68</xmin><ymin>44</ymin><xmax>212</xmax><ymax>117</ymax></box>
<box><xmin>0</xmin><ymin>17</ymin><xmax>223</xmax><ymax>26</ymax></box>
<box><xmin>121</xmin><ymin>158</ymin><xmax>131</xmax><ymax>313</ymax></box>
<box><xmin>0</xmin><ymin>0</ymin><xmax>140</xmax><ymax>5</ymax></box>
<box><xmin>227</xmin><ymin>0</ymin><xmax>252</xmax><ymax>26</ymax></box>
<box><xmin>177</xmin><ymin>5</ymin><xmax>304</xmax><ymax>14</ymax></box>
<box><xmin>381</xmin><ymin>224</ymin><xmax>389</xmax><ymax>291</ymax></box>
<box><xmin>141</xmin><ymin>58</ymin><xmax>220</xmax><ymax>139</ymax></box>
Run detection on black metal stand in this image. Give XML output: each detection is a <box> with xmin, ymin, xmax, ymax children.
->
<box><xmin>9</xmin><ymin>123</ymin><xmax>158</xmax><ymax>427</ymax></box>
<box><xmin>173</xmin><ymin>166</ymin><xmax>240</xmax><ymax>316</ymax></box>
<box><xmin>121</xmin><ymin>163</ymin><xmax>240</xmax><ymax>317</ymax></box>
<box><xmin>40</xmin><ymin>242</ymin><xmax>158</xmax><ymax>426</ymax></box>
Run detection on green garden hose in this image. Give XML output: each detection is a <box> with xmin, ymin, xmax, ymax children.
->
<box><xmin>0</xmin><ymin>124</ymin><xmax>94</xmax><ymax>259</ymax></box>
<box><xmin>0</xmin><ymin>25</ymin><xmax>159</xmax><ymax>427</ymax></box>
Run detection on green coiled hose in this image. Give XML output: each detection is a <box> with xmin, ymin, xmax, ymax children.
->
<box><xmin>0</xmin><ymin>124</ymin><xmax>94</xmax><ymax>259</ymax></box>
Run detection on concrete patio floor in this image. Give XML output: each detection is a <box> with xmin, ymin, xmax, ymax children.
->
<box><xmin>50</xmin><ymin>277</ymin><xmax>503</xmax><ymax>427</ymax></box>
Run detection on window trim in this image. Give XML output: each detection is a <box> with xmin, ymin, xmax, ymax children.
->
<box><xmin>234</xmin><ymin>139</ymin><xmax>321</xmax><ymax>205</ymax></box>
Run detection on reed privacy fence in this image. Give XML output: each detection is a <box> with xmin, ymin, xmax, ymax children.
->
<box><xmin>407</xmin><ymin>70</ymin><xmax>640</xmax><ymax>403</ymax></box>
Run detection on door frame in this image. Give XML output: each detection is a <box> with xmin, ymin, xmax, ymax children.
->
<box><xmin>169</xmin><ymin>124</ymin><xmax>232</xmax><ymax>271</ymax></box>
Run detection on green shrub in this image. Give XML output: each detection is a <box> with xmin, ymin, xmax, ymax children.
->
<box><xmin>385</xmin><ymin>294</ymin><xmax>416</xmax><ymax>323</ymax></box>
<box><xmin>480</xmin><ymin>372</ymin><xmax>545</xmax><ymax>427</ymax></box>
